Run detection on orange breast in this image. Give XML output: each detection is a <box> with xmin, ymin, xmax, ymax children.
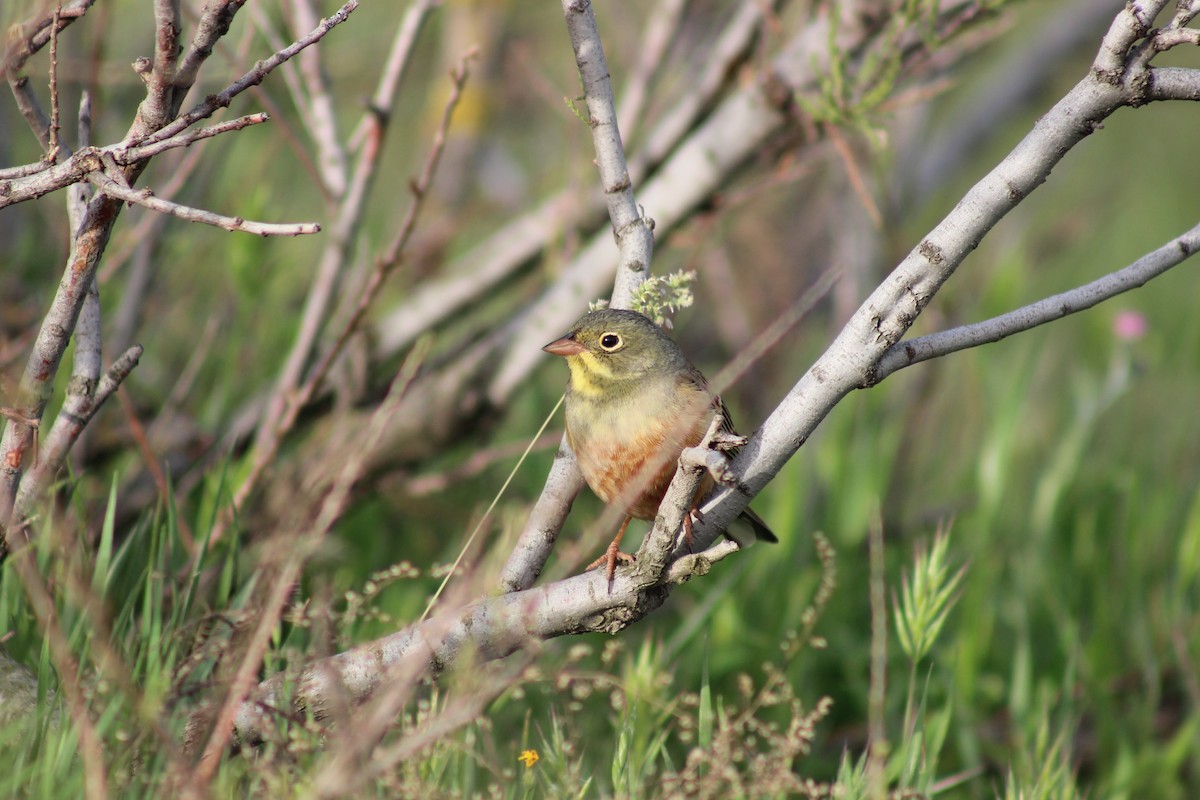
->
<box><xmin>569</xmin><ymin>407</ymin><xmax>712</xmax><ymax>520</ymax></box>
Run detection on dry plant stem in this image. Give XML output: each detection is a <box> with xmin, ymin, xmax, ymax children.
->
<box><xmin>47</xmin><ymin>6</ymin><xmax>62</xmax><ymax>160</ymax></box>
<box><xmin>874</xmin><ymin>219</ymin><xmax>1200</xmax><ymax>381</ymax></box>
<box><xmin>4</xmin><ymin>547</ymin><xmax>108</xmax><ymax>799</ymax></box>
<box><xmin>3</xmin><ymin>0</ymin><xmax>98</xmax><ymax>147</ymax></box>
<box><xmin>115</xmin><ymin>387</ymin><xmax>198</xmax><ymax>553</ymax></box>
<box><xmin>287</xmin><ymin>0</ymin><xmax>348</xmax><ymax>197</ymax></box>
<box><xmin>212</xmin><ymin>51</ymin><xmax>472</xmax><ymax>548</ymax></box>
<box><xmin>866</xmin><ymin>514</ymin><xmax>887</xmax><ymax>800</ymax></box>
<box><xmin>87</xmin><ymin>170</ymin><xmax>319</xmax><ymax>236</ymax></box>
<box><xmin>188</xmin><ymin>344</ymin><xmax>431</xmax><ymax>784</ymax></box>
<box><xmin>247</xmin><ymin>0</ymin><xmax>437</xmax><ymax>490</ymax></box>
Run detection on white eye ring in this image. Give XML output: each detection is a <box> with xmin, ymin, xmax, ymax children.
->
<box><xmin>599</xmin><ymin>332</ymin><xmax>622</xmax><ymax>351</ymax></box>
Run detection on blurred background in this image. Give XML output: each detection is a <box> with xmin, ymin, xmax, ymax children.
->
<box><xmin>2</xmin><ymin>0</ymin><xmax>1199</xmax><ymax>796</ymax></box>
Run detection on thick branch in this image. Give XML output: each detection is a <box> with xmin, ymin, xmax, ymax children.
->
<box><xmin>560</xmin><ymin>0</ymin><xmax>653</xmax><ymax>307</ymax></box>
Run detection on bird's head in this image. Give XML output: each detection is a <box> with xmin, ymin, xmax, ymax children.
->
<box><xmin>542</xmin><ymin>309</ymin><xmax>681</xmax><ymax>395</ymax></box>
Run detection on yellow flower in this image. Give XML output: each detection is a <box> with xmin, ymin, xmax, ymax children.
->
<box><xmin>518</xmin><ymin>749</ymin><xmax>539</xmax><ymax>768</ymax></box>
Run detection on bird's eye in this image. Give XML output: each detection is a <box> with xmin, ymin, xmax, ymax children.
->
<box><xmin>599</xmin><ymin>332</ymin><xmax>622</xmax><ymax>351</ymax></box>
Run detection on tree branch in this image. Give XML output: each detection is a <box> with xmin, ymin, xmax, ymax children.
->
<box><xmin>872</xmin><ymin>219</ymin><xmax>1200</xmax><ymax>382</ymax></box>
<box><xmin>133</xmin><ymin>0</ymin><xmax>360</xmax><ymax>148</ymax></box>
<box><xmin>87</xmin><ymin>170</ymin><xmax>320</xmax><ymax>236</ymax></box>
<box><xmin>0</xmin><ymin>113</ymin><xmax>271</xmax><ymax>205</ymax></box>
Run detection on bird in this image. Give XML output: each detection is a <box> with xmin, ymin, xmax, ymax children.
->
<box><xmin>542</xmin><ymin>308</ymin><xmax>777</xmax><ymax>581</ymax></box>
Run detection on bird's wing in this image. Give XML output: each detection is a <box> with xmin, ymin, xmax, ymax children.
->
<box><xmin>678</xmin><ymin>366</ymin><xmax>739</xmax><ymax>450</ymax></box>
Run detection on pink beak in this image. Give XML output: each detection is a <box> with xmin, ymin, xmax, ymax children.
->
<box><xmin>543</xmin><ymin>336</ymin><xmax>585</xmax><ymax>357</ymax></box>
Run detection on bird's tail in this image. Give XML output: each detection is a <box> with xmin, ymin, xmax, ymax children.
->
<box><xmin>724</xmin><ymin>506</ymin><xmax>779</xmax><ymax>546</ymax></box>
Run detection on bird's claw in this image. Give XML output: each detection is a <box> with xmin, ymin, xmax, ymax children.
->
<box><xmin>587</xmin><ymin>542</ymin><xmax>636</xmax><ymax>584</ymax></box>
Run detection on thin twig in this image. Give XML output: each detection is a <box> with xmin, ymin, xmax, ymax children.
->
<box><xmin>210</xmin><ymin>50</ymin><xmax>474</xmax><ymax>547</ymax></box>
<box><xmin>134</xmin><ymin>0</ymin><xmax>361</xmax><ymax>148</ymax></box>
<box><xmin>0</xmin><ymin>114</ymin><xmax>271</xmax><ymax>207</ymax></box>
<box><xmin>188</xmin><ymin>340</ymin><xmax>432</xmax><ymax>788</ymax></box>
<box><xmin>87</xmin><ymin>170</ymin><xmax>320</xmax><ymax>236</ymax></box>
<box><xmin>250</xmin><ymin>0</ymin><xmax>437</xmax><ymax>475</ymax></box>
<box><xmin>3</xmin><ymin>0</ymin><xmax>98</xmax><ymax>147</ymax></box>
<box><xmin>47</xmin><ymin>4</ymin><xmax>62</xmax><ymax>161</ymax></box>
<box><xmin>871</xmin><ymin>219</ymin><xmax>1200</xmax><ymax>383</ymax></box>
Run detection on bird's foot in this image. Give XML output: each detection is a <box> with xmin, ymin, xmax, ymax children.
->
<box><xmin>587</xmin><ymin>540</ymin><xmax>636</xmax><ymax>583</ymax></box>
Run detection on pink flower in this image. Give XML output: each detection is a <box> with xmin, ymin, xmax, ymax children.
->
<box><xmin>1112</xmin><ymin>310</ymin><xmax>1147</xmax><ymax>341</ymax></box>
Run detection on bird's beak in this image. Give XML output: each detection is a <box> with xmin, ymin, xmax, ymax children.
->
<box><xmin>542</xmin><ymin>335</ymin><xmax>585</xmax><ymax>357</ymax></box>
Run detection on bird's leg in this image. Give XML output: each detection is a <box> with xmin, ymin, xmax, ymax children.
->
<box><xmin>587</xmin><ymin>515</ymin><xmax>636</xmax><ymax>582</ymax></box>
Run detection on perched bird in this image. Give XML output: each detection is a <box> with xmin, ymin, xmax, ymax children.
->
<box><xmin>543</xmin><ymin>308</ymin><xmax>777</xmax><ymax>580</ymax></box>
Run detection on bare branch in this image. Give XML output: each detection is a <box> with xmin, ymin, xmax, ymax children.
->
<box><xmin>560</xmin><ymin>0</ymin><xmax>653</xmax><ymax>308</ymax></box>
<box><xmin>136</xmin><ymin>0</ymin><xmax>183</xmax><ymax>130</ymax></box>
<box><xmin>0</xmin><ymin>114</ymin><xmax>271</xmax><ymax>208</ymax></box>
<box><xmin>9</xmin><ymin>344</ymin><xmax>144</xmax><ymax>553</ymax></box>
<box><xmin>246</xmin><ymin>0</ymin><xmax>437</xmax><ymax>500</ymax></box>
<box><xmin>134</xmin><ymin>0</ymin><xmax>361</xmax><ymax>148</ymax></box>
<box><xmin>285</xmin><ymin>0</ymin><xmax>348</xmax><ymax>197</ymax></box>
<box><xmin>873</xmin><ymin>219</ymin><xmax>1200</xmax><ymax>382</ymax></box>
<box><xmin>87</xmin><ymin>170</ymin><xmax>320</xmax><ymax>236</ymax></box>
<box><xmin>685</xmin><ymin>0</ymin><xmax>1200</xmax><ymax>555</ymax></box>
<box><xmin>3</xmin><ymin>0</ymin><xmax>98</xmax><ymax>148</ymax></box>
<box><xmin>371</xmin><ymin>0</ymin><xmax>777</xmax><ymax>359</ymax></box>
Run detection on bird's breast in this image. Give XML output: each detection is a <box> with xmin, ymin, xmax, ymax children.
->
<box><xmin>565</xmin><ymin>378</ymin><xmax>711</xmax><ymax>519</ymax></box>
